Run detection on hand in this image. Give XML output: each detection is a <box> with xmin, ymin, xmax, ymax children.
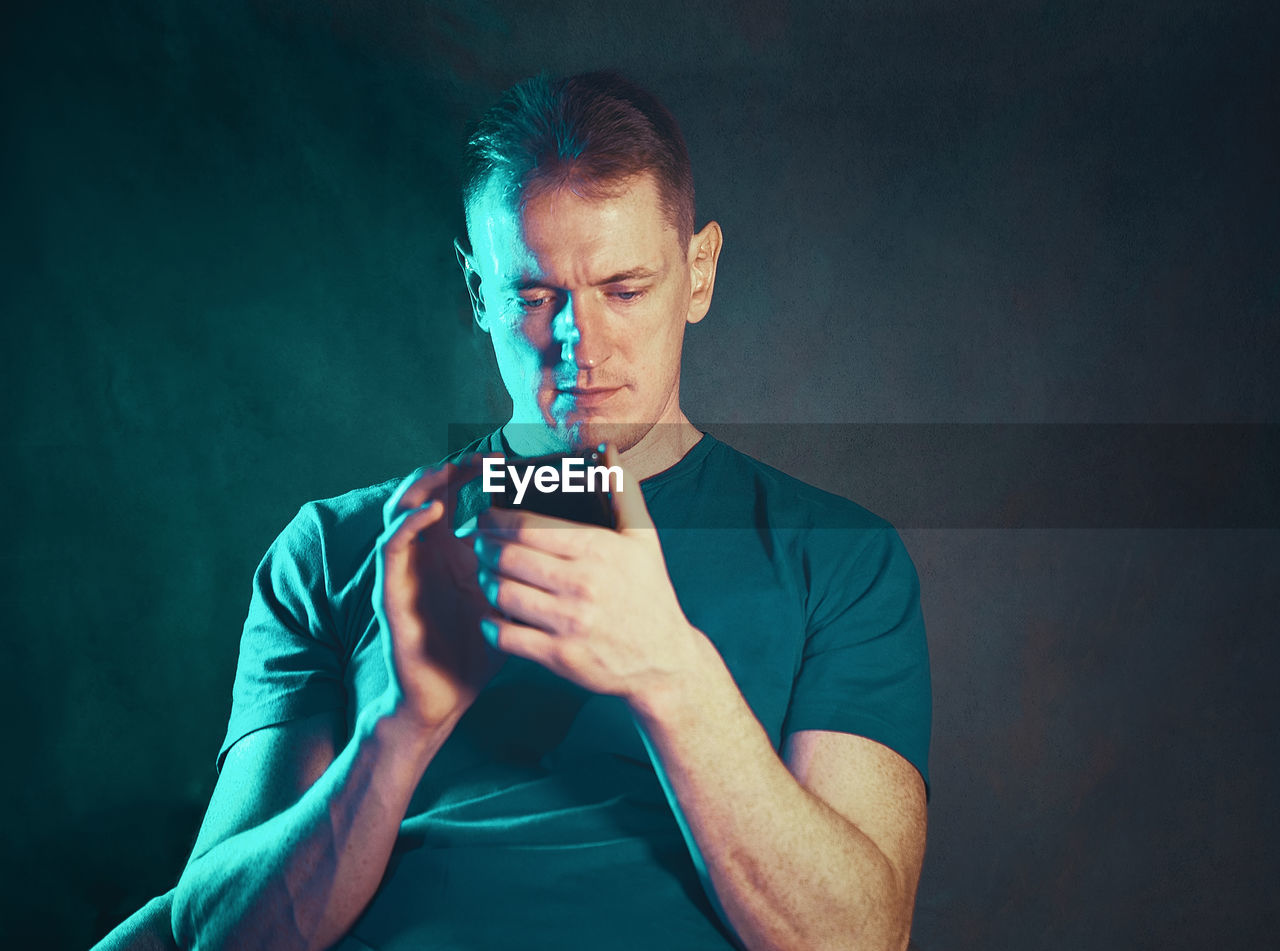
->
<box><xmin>467</xmin><ymin>445</ymin><xmax>709</xmax><ymax>709</ymax></box>
<box><xmin>374</xmin><ymin>458</ymin><xmax>505</xmax><ymax>731</ymax></box>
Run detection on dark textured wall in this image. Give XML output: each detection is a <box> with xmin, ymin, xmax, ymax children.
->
<box><xmin>4</xmin><ymin>1</ymin><xmax>1277</xmax><ymax>947</ymax></box>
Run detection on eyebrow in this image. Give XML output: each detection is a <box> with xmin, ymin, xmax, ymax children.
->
<box><xmin>594</xmin><ymin>266</ymin><xmax>657</xmax><ymax>285</ymax></box>
<box><xmin>512</xmin><ymin>266</ymin><xmax>658</xmax><ymax>291</ymax></box>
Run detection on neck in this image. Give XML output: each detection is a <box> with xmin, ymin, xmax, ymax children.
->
<box><xmin>614</xmin><ymin>413</ymin><xmax>703</xmax><ymax>482</ymax></box>
<box><xmin>500</xmin><ymin>411</ymin><xmax>703</xmax><ymax>483</ymax></box>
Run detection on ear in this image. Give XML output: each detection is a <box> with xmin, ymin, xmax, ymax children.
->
<box><xmin>685</xmin><ymin>221</ymin><xmax>723</xmax><ymax>326</ymax></box>
<box><xmin>454</xmin><ymin>238</ymin><xmax>489</xmax><ymax>332</ymax></box>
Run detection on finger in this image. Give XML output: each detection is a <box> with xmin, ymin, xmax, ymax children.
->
<box><xmin>475</xmin><ymin>507</ymin><xmax>596</xmax><ymax>558</ymax></box>
<box><xmin>479</xmin><ymin>613</ymin><xmax>562</xmax><ymax>670</ymax></box>
<box><xmin>476</xmin><ymin>566</ymin><xmax>569</xmax><ymax>630</ymax></box>
<box><xmin>384</xmin><ymin>467</ymin><xmax>431</xmax><ymax>526</ymax></box>
<box><xmin>383</xmin><ymin>456</ymin><xmax>489</xmax><ymax>526</ymax></box>
<box><xmin>473</xmin><ymin>532</ymin><xmax>579</xmax><ymax>594</ymax></box>
<box><xmin>605</xmin><ymin>443</ymin><xmax>654</xmax><ymax>534</ymax></box>
<box><xmin>375</xmin><ymin>502</ymin><xmax>433</xmax><ymax>615</ymax></box>
<box><xmin>380</xmin><ymin>500</ymin><xmax>446</xmax><ymax>557</ymax></box>
<box><xmin>375</xmin><ymin>504</ymin><xmax>448</xmax><ymax>615</ymax></box>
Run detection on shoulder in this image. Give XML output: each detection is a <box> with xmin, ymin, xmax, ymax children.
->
<box><xmin>278</xmin><ymin>432</ymin><xmax>495</xmax><ymax>576</ymax></box>
<box><xmin>287</xmin><ymin>474</ymin><xmax>401</xmax><ymax>555</ymax></box>
<box><xmin>694</xmin><ymin>434</ymin><xmax>921</xmax><ymax>607</ymax></box>
<box><xmin>698</xmin><ymin>433</ymin><xmax>896</xmax><ymax>533</ymax></box>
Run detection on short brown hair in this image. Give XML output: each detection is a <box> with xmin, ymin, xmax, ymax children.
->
<box><xmin>462</xmin><ymin>71</ymin><xmax>696</xmax><ymax>247</ymax></box>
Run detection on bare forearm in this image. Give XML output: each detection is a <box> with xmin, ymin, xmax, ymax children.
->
<box><xmin>172</xmin><ymin>704</ymin><xmax>451</xmax><ymax>951</ymax></box>
<box><xmin>632</xmin><ymin>636</ymin><xmax>909</xmax><ymax>951</ymax></box>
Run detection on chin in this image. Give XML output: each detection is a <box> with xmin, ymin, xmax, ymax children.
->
<box><xmin>561</xmin><ymin>418</ymin><xmax>653</xmax><ymax>454</ymax></box>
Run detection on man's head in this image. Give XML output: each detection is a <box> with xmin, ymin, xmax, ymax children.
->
<box><xmin>462</xmin><ymin>71</ymin><xmax>696</xmax><ymax>253</ymax></box>
<box><xmin>456</xmin><ymin>72</ymin><xmax>722</xmax><ymax>455</ymax></box>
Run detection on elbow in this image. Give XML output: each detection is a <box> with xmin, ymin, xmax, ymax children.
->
<box><xmin>171</xmin><ymin>861</ymin><xmax>232</xmax><ymax>951</ymax></box>
<box><xmin>828</xmin><ymin>916</ymin><xmax>914</xmax><ymax>951</ymax></box>
<box><xmin>169</xmin><ymin>870</ymin><xmax>201</xmax><ymax>951</ymax></box>
<box><xmin>170</xmin><ymin>859</ymin><xmax>322</xmax><ymax>951</ymax></box>
<box><xmin>879</xmin><ymin>879</ymin><xmax>918</xmax><ymax>951</ymax></box>
<box><xmin>745</xmin><ymin>904</ymin><xmax>909</xmax><ymax>951</ymax></box>
<box><xmin>831</xmin><ymin>873</ymin><xmax>918</xmax><ymax>951</ymax></box>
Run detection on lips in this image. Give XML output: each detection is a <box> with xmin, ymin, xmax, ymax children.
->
<box><xmin>558</xmin><ymin>385</ymin><xmax>623</xmax><ymax>406</ymax></box>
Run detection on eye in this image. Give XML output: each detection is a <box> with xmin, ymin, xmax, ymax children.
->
<box><xmin>610</xmin><ymin>289</ymin><xmax>645</xmax><ymax>303</ymax></box>
<box><xmin>518</xmin><ymin>294</ymin><xmax>553</xmax><ymax>311</ymax></box>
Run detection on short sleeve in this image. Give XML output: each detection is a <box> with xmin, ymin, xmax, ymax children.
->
<box><xmin>782</xmin><ymin>527</ymin><xmax>932</xmax><ymax>795</ymax></box>
<box><xmin>217</xmin><ymin>501</ymin><xmax>348</xmax><ymax>772</ymax></box>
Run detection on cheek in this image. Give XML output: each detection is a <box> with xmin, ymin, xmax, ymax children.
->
<box><xmin>634</xmin><ymin>297</ymin><xmax>689</xmax><ymax>362</ymax></box>
<box><xmin>491</xmin><ymin>329</ymin><xmax>535</xmax><ymax>370</ymax></box>
<box><xmin>489</xmin><ymin>320</ymin><xmax>559</xmax><ymax>389</ymax></box>
<box><xmin>491</xmin><ymin>308</ymin><xmax>552</xmax><ymax>354</ymax></box>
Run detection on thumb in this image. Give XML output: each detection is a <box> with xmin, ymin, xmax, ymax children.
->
<box><xmin>605</xmin><ymin>443</ymin><xmax>653</xmax><ymax>533</ymax></box>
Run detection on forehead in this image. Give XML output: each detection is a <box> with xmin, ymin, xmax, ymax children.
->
<box><xmin>467</xmin><ymin>172</ymin><xmax>680</xmax><ymax>282</ymax></box>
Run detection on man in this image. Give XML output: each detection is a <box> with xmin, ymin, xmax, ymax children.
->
<box><xmin>160</xmin><ymin>71</ymin><xmax>930</xmax><ymax>951</ymax></box>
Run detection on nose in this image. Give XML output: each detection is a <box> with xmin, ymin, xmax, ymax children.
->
<box><xmin>551</xmin><ymin>293</ymin><xmax>607</xmax><ymax>370</ymax></box>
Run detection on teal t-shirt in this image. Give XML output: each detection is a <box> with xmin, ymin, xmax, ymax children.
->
<box><xmin>220</xmin><ymin>431</ymin><xmax>931</xmax><ymax>950</ymax></box>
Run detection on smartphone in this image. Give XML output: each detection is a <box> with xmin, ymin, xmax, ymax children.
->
<box><xmin>485</xmin><ymin>450</ymin><xmax>618</xmax><ymax>529</ymax></box>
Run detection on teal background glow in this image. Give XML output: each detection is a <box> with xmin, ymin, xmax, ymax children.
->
<box><xmin>3</xmin><ymin>1</ymin><xmax>1278</xmax><ymax>947</ymax></box>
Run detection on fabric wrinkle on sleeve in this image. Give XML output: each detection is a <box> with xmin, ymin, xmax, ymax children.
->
<box><xmin>217</xmin><ymin>500</ymin><xmax>348</xmax><ymax>773</ymax></box>
<box><xmin>782</xmin><ymin>525</ymin><xmax>932</xmax><ymax>797</ymax></box>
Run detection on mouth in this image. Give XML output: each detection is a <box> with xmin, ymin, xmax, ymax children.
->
<box><xmin>556</xmin><ymin>385</ymin><xmax>623</xmax><ymax>407</ymax></box>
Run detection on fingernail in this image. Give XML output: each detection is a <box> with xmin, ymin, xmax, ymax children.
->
<box><xmin>479</xmin><ymin>618</ymin><xmax>500</xmax><ymax>649</ymax></box>
<box><xmin>454</xmin><ymin>516</ymin><xmax>477</xmax><ymax>538</ymax></box>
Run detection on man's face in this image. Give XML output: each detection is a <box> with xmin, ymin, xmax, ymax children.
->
<box><xmin>464</xmin><ymin>171</ymin><xmax>708</xmax><ymax>453</ymax></box>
